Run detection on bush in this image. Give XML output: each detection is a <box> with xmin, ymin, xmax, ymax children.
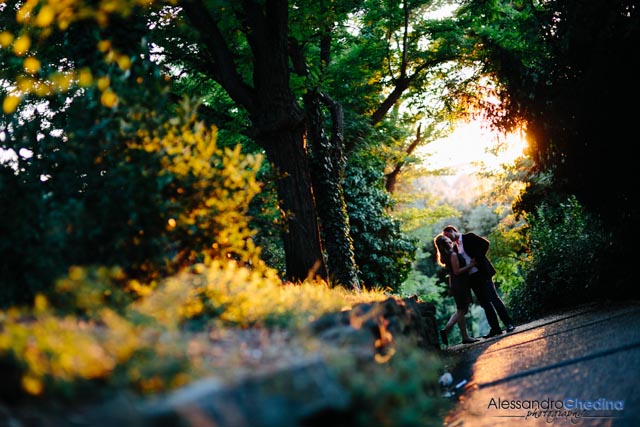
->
<box><xmin>506</xmin><ymin>195</ymin><xmax>613</xmax><ymax>319</ymax></box>
<box><xmin>344</xmin><ymin>153</ymin><xmax>417</xmax><ymax>291</ymax></box>
<box><xmin>0</xmin><ymin>98</ymin><xmax>265</xmax><ymax>308</ymax></box>
<box><xmin>338</xmin><ymin>340</ymin><xmax>449</xmax><ymax>427</ymax></box>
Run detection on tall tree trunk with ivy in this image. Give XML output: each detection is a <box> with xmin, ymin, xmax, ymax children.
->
<box><xmin>288</xmin><ymin>17</ymin><xmax>361</xmax><ymax>290</ymax></box>
<box><xmin>304</xmin><ymin>90</ymin><xmax>361</xmax><ymax>290</ymax></box>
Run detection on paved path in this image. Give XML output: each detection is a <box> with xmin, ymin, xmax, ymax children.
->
<box><xmin>442</xmin><ymin>301</ymin><xmax>640</xmax><ymax>427</ymax></box>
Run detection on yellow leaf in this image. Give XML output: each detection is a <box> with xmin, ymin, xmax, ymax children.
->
<box><xmin>117</xmin><ymin>55</ymin><xmax>131</xmax><ymax>71</ymax></box>
<box><xmin>16</xmin><ymin>3</ymin><xmax>35</xmax><ymax>23</ymax></box>
<box><xmin>68</xmin><ymin>266</ymin><xmax>86</xmax><ymax>281</ymax></box>
<box><xmin>3</xmin><ymin>95</ymin><xmax>22</xmax><ymax>114</ymax></box>
<box><xmin>97</xmin><ymin>76</ymin><xmax>110</xmax><ymax>91</ymax></box>
<box><xmin>78</xmin><ymin>68</ymin><xmax>93</xmax><ymax>87</ymax></box>
<box><xmin>22</xmin><ymin>375</ymin><xmax>44</xmax><ymax>396</ymax></box>
<box><xmin>97</xmin><ymin>40</ymin><xmax>111</xmax><ymax>52</ymax></box>
<box><xmin>50</xmin><ymin>72</ymin><xmax>73</xmax><ymax>92</ymax></box>
<box><xmin>34</xmin><ymin>81</ymin><xmax>52</xmax><ymax>97</ymax></box>
<box><xmin>34</xmin><ymin>294</ymin><xmax>48</xmax><ymax>313</ymax></box>
<box><xmin>13</xmin><ymin>35</ymin><xmax>31</xmax><ymax>56</ymax></box>
<box><xmin>23</xmin><ymin>56</ymin><xmax>40</xmax><ymax>74</ymax></box>
<box><xmin>100</xmin><ymin>89</ymin><xmax>118</xmax><ymax>108</ymax></box>
<box><xmin>16</xmin><ymin>76</ymin><xmax>34</xmax><ymax>92</ymax></box>
<box><xmin>35</xmin><ymin>5</ymin><xmax>55</xmax><ymax>27</ymax></box>
<box><xmin>0</xmin><ymin>31</ymin><xmax>14</xmax><ymax>48</ymax></box>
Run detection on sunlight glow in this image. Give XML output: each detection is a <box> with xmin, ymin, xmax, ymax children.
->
<box><xmin>418</xmin><ymin>120</ymin><xmax>528</xmax><ymax>174</ymax></box>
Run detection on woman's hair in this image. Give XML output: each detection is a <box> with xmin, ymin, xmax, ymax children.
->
<box><xmin>433</xmin><ymin>234</ymin><xmax>453</xmax><ymax>267</ymax></box>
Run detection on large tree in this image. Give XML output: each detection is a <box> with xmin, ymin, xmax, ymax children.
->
<box><xmin>161</xmin><ymin>0</ymin><xmax>469</xmax><ymax>288</ymax></box>
<box><xmin>177</xmin><ymin>0</ymin><xmax>328</xmax><ymax>283</ymax></box>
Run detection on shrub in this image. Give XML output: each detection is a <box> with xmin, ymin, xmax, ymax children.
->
<box><xmin>337</xmin><ymin>340</ymin><xmax>449</xmax><ymax>427</ymax></box>
<box><xmin>507</xmin><ymin>195</ymin><xmax>612</xmax><ymax>319</ymax></box>
<box><xmin>344</xmin><ymin>153</ymin><xmax>417</xmax><ymax>291</ymax></box>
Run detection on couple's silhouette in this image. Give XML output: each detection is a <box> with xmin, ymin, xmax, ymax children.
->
<box><xmin>434</xmin><ymin>225</ymin><xmax>515</xmax><ymax>347</ymax></box>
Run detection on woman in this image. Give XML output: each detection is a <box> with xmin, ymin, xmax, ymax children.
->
<box><xmin>434</xmin><ymin>233</ymin><xmax>479</xmax><ymax>346</ymax></box>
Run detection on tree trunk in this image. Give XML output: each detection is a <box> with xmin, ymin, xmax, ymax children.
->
<box><xmin>259</xmin><ymin>124</ymin><xmax>328</xmax><ymax>283</ymax></box>
<box><xmin>305</xmin><ymin>90</ymin><xmax>360</xmax><ymax>290</ymax></box>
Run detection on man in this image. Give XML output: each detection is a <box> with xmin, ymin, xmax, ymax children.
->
<box><xmin>442</xmin><ymin>225</ymin><xmax>515</xmax><ymax>338</ymax></box>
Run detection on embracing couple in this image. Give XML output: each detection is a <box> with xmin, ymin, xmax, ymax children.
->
<box><xmin>434</xmin><ymin>225</ymin><xmax>515</xmax><ymax>347</ymax></box>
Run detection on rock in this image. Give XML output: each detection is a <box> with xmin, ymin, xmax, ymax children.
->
<box><xmin>141</xmin><ymin>357</ymin><xmax>350</xmax><ymax>427</ymax></box>
<box><xmin>310</xmin><ymin>295</ymin><xmax>439</xmax><ymax>356</ymax></box>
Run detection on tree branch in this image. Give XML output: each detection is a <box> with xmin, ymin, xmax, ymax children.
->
<box><xmin>385</xmin><ymin>123</ymin><xmax>422</xmax><ymax>193</ymax></box>
<box><xmin>181</xmin><ymin>0</ymin><xmax>255</xmax><ymax>111</ymax></box>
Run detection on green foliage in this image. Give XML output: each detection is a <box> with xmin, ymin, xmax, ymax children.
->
<box><xmin>396</xmin><ymin>204</ymin><xmax>461</xmax><ymax>239</ymax></box>
<box><xmin>0</xmin><ymin>2</ymin><xmax>543</xmax><ymax>423</ymax></box>
<box><xmin>397</xmin><ymin>268</ymin><xmax>441</xmax><ymax>304</ymax></box>
<box><xmin>0</xmin><ymin>0</ymin><xmax>177</xmax><ymax>306</ymax></box>
<box><xmin>0</xmin><ymin>91</ymin><xmax>171</xmax><ymax>306</ymax></box>
<box><xmin>247</xmin><ymin>165</ymin><xmax>287</xmax><ymax>274</ymax></box>
<box><xmin>486</xmin><ymin>222</ymin><xmax>527</xmax><ymax>299</ymax></box>
<box><xmin>344</xmin><ymin>151</ymin><xmax>417</xmax><ymax>291</ymax></box>
<box><xmin>137</xmin><ymin>113</ymin><xmax>266</xmax><ymax>271</ymax></box>
<box><xmin>506</xmin><ymin>196</ymin><xmax>613</xmax><ymax>320</ymax></box>
<box><xmin>396</xmin><ymin>184</ymin><xmax>530</xmax><ymax>336</ymax></box>
<box><xmin>0</xmin><ymin>0</ymin><xmax>268</xmax><ymax>305</ymax></box>
<box><xmin>465</xmin><ymin>204</ymin><xmax>499</xmax><ymax>236</ymax></box>
<box><xmin>337</xmin><ymin>340</ymin><xmax>449</xmax><ymax>427</ymax></box>
<box><xmin>0</xmin><ymin>93</ymin><xmax>267</xmax><ymax>307</ymax></box>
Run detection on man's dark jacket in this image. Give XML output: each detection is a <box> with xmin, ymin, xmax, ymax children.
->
<box><xmin>460</xmin><ymin>233</ymin><xmax>497</xmax><ymax>278</ymax></box>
